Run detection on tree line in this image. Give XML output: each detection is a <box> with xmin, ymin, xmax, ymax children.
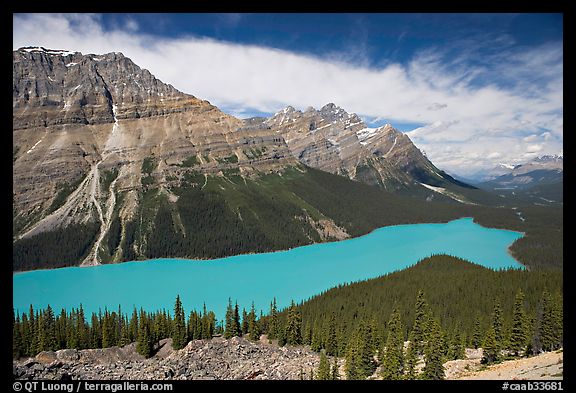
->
<box><xmin>13</xmin><ymin>285</ymin><xmax>562</xmax><ymax>380</ymax></box>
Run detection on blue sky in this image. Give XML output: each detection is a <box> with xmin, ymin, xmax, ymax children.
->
<box><xmin>13</xmin><ymin>13</ymin><xmax>563</xmax><ymax>176</ymax></box>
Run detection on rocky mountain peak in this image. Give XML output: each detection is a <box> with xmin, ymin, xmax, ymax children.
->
<box><xmin>13</xmin><ymin>47</ymin><xmax>205</xmax><ymax>130</ymax></box>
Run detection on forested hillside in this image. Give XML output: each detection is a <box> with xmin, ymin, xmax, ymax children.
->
<box><xmin>13</xmin><ymin>166</ymin><xmax>563</xmax><ymax>271</ymax></box>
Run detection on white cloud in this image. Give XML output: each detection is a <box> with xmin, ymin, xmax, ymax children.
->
<box><xmin>526</xmin><ymin>144</ymin><xmax>543</xmax><ymax>153</ymax></box>
<box><xmin>12</xmin><ymin>13</ymin><xmax>563</xmax><ymax>177</ymax></box>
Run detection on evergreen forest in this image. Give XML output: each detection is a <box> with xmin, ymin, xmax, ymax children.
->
<box><xmin>13</xmin><ymin>255</ymin><xmax>563</xmax><ymax>380</ymax></box>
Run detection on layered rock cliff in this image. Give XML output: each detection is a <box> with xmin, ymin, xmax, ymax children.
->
<box><xmin>13</xmin><ymin>47</ymin><xmax>476</xmax><ymax>270</ymax></box>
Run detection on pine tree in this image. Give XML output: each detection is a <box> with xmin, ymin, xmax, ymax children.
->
<box><xmin>248</xmin><ymin>302</ymin><xmax>261</xmax><ymax>341</ymax></box>
<box><xmin>403</xmin><ymin>338</ymin><xmax>418</xmax><ymax>380</ymax></box>
<box><xmin>345</xmin><ymin>335</ymin><xmax>360</xmax><ymax>380</ymax></box>
<box><xmin>540</xmin><ymin>291</ymin><xmax>563</xmax><ymax>351</ymax></box>
<box><xmin>410</xmin><ymin>290</ymin><xmax>430</xmax><ymax>355</ymax></box>
<box><xmin>482</xmin><ymin>325</ymin><xmax>500</xmax><ymax>364</ymax></box>
<box><xmin>325</xmin><ymin>313</ymin><xmax>337</xmax><ymax>356</ymax></box>
<box><xmin>357</xmin><ymin>320</ymin><xmax>376</xmax><ymax>377</ymax></box>
<box><xmin>453</xmin><ymin>329</ymin><xmax>466</xmax><ymax>360</ymax></box>
<box><xmin>101</xmin><ymin>310</ymin><xmax>113</xmax><ymax>348</ymax></box>
<box><xmin>380</xmin><ymin>308</ymin><xmax>404</xmax><ymax>380</ymax></box>
<box><xmin>120</xmin><ymin>315</ymin><xmax>131</xmax><ymax>346</ymax></box>
<box><xmin>492</xmin><ymin>300</ymin><xmax>504</xmax><ymax>347</ymax></box>
<box><xmin>129</xmin><ymin>308</ymin><xmax>139</xmax><ymax>343</ymax></box>
<box><xmin>508</xmin><ymin>289</ymin><xmax>527</xmax><ymax>356</ymax></box>
<box><xmin>234</xmin><ymin>302</ymin><xmax>241</xmax><ymax>337</ymax></box>
<box><xmin>20</xmin><ymin>313</ymin><xmax>32</xmax><ymax>357</ymax></box>
<box><xmin>172</xmin><ymin>295</ymin><xmax>187</xmax><ymax>350</ymax></box>
<box><xmin>311</xmin><ymin>322</ymin><xmax>323</xmax><ymax>352</ymax></box>
<box><xmin>421</xmin><ymin>318</ymin><xmax>445</xmax><ymax>380</ymax></box>
<box><xmin>241</xmin><ymin>308</ymin><xmax>249</xmax><ymax>335</ymax></box>
<box><xmin>331</xmin><ymin>356</ymin><xmax>340</xmax><ymax>380</ymax></box>
<box><xmin>39</xmin><ymin>305</ymin><xmax>57</xmax><ymax>352</ymax></box>
<box><xmin>136</xmin><ymin>310</ymin><xmax>153</xmax><ymax>358</ymax></box>
<box><xmin>76</xmin><ymin>304</ymin><xmax>88</xmax><ymax>349</ymax></box>
<box><xmin>202</xmin><ymin>310</ymin><xmax>216</xmax><ymax>339</ymax></box>
<box><xmin>13</xmin><ymin>312</ymin><xmax>23</xmax><ymax>359</ymax></box>
<box><xmin>284</xmin><ymin>301</ymin><xmax>302</xmax><ymax>346</ymax></box>
<box><xmin>472</xmin><ymin>315</ymin><xmax>482</xmax><ymax>349</ymax></box>
<box><xmin>316</xmin><ymin>351</ymin><xmax>331</xmax><ymax>380</ymax></box>
<box><xmin>345</xmin><ymin>323</ymin><xmax>374</xmax><ymax>380</ymax></box>
<box><xmin>267</xmin><ymin>298</ymin><xmax>279</xmax><ymax>341</ymax></box>
<box><xmin>90</xmin><ymin>313</ymin><xmax>101</xmax><ymax>348</ymax></box>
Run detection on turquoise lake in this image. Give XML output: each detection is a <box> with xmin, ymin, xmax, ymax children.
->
<box><xmin>13</xmin><ymin>217</ymin><xmax>524</xmax><ymax>320</ymax></box>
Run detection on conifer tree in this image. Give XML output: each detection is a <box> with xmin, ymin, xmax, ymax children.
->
<box><xmin>345</xmin><ymin>335</ymin><xmax>360</xmax><ymax>380</ymax></box>
<box><xmin>509</xmin><ymin>289</ymin><xmax>527</xmax><ymax>356</ymax></box>
<box><xmin>101</xmin><ymin>310</ymin><xmax>112</xmax><ymax>348</ymax></box>
<box><xmin>380</xmin><ymin>308</ymin><xmax>404</xmax><ymax>380</ymax></box>
<box><xmin>359</xmin><ymin>320</ymin><xmax>377</xmax><ymax>377</ymax></box>
<box><xmin>234</xmin><ymin>302</ymin><xmax>241</xmax><ymax>337</ymax></box>
<box><xmin>241</xmin><ymin>308</ymin><xmax>249</xmax><ymax>335</ymax></box>
<box><xmin>55</xmin><ymin>309</ymin><xmax>67</xmax><ymax>350</ymax></box>
<box><xmin>13</xmin><ymin>312</ymin><xmax>23</xmax><ymax>359</ymax></box>
<box><xmin>172</xmin><ymin>295</ymin><xmax>187</xmax><ymax>350</ymax></box>
<box><xmin>224</xmin><ymin>298</ymin><xmax>235</xmax><ymax>339</ymax></box>
<box><xmin>90</xmin><ymin>313</ymin><xmax>101</xmax><ymax>348</ymax></box>
<box><xmin>316</xmin><ymin>351</ymin><xmax>331</xmax><ymax>380</ymax></box>
<box><xmin>331</xmin><ymin>356</ymin><xmax>340</xmax><ymax>380</ymax></box>
<box><xmin>76</xmin><ymin>304</ymin><xmax>88</xmax><ymax>349</ymax></box>
<box><xmin>325</xmin><ymin>313</ymin><xmax>337</xmax><ymax>356</ymax></box>
<box><xmin>403</xmin><ymin>338</ymin><xmax>418</xmax><ymax>380</ymax></box>
<box><xmin>248</xmin><ymin>302</ymin><xmax>261</xmax><ymax>341</ymax></box>
<box><xmin>540</xmin><ymin>291</ymin><xmax>563</xmax><ymax>351</ymax></box>
<box><xmin>311</xmin><ymin>323</ymin><xmax>322</xmax><ymax>352</ymax></box>
<box><xmin>120</xmin><ymin>316</ymin><xmax>131</xmax><ymax>346</ymax></box>
<box><xmin>129</xmin><ymin>308</ymin><xmax>139</xmax><ymax>343</ymax></box>
<box><xmin>136</xmin><ymin>310</ymin><xmax>153</xmax><ymax>358</ymax></box>
<box><xmin>39</xmin><ymin>305</ymin><xmax>57</xmax><ymax>352</ymax></box>
<box><xmin>267</xmin><ymin>298</ymin><xmax>279</xmax><ymax>341</ymax></box>
<box><xmin>31</xmin><ymin>311</ymin><xmax>41</xmax><ymax>355</ymax></box>
<box><xmin>492</xmin><ymin>300</ymin><xmax>504</xmax><ymax>347</ymax></box>
<box><xmin>20</xmin><ymin>313</ymin><xmax>31</xmax><ymax>357</ymax></box>
<box><xmin>284</xmin><ymin>301</ymin><xmax>302</xmax><ymax>346</ymax></box>
<box><xmin>482</xmin><ymin>325</ymin><xmax>500</xmax><ymax>364</ymax></box>
<box><xmin>453</xmin><ymin>329</ymin><xmax>466</xmax><ymax>360</ymax></box>
<box><xmin>421</xmin><ymin>318</ymin><xmax>445</xmax><ymax>380</ymax></box>
<box><xmin>472</xmin><ymin>315</ymin><xmax>482</xmax><ymax>349</ymax></box>
<box><xmin>202</xmin><ymin>310</ymin><xmax>216</xmax><ymax>339</ymax></box>
<box><xmin>410</xmin><ymin>290</ymin><xmax>430</xmax><ymax>355</ymax></box>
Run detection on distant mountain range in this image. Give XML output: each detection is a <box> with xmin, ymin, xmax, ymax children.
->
<box><xmin>474</xmin><ymin>155</ymin><xmax>563</xmax><ymax>204</ymax></box>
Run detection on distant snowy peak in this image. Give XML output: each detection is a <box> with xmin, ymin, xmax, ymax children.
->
<box><xmin>19</xmin><ymin>46</ymin><xmax>78</xmax><ymax>57</ymax></box>
<box><xmin>498</xmin><ymin>163</ymin><xmax>518</xmax><ymax>170</ymax></box>
<box><xmin>532</xmin><ymin>154</ymin><xmax>563</xmax><ymax>164</ymax></box>
<box><xmin>356</xmin><ymin>124</ymin><xmax>395</xmax><ymax>146</ymax></box>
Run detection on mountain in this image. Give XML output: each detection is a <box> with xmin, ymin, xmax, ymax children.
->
<box><xmin>262</xmin><ymin>103</ymin><xmax>478</xmax><ymax>203</ymax></box>
<box><xmin>476</xmin><ymin>155</ymin><xmax>563</xmax><ymax>204</ymax></box>
<box><xmin>13</xmin><ymin>47</ymin><xmax>484</xmax><ymax>271</ymax></box>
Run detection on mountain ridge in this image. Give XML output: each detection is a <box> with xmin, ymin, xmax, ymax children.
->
<box><xmin>12</xmin><ymin>47</ymin><xmax>495</xmax><ymax>270</ymax></box>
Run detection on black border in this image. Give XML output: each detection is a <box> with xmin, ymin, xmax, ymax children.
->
<box><xmin>7</xmin><ymin>4</ymin><xmax>572</xmax><ymax>391</ymax></box>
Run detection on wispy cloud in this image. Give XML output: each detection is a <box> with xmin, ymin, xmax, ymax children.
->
<box><xmin>12</xmin><ymin>13</ymin><xmax>563</xmax><ymax>176</ymax></box>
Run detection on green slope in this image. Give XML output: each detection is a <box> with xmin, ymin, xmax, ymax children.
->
<box><xmin>13</xmin><ymin>165</ymin><xmax>563</xmax><ymax>271</ymax></box>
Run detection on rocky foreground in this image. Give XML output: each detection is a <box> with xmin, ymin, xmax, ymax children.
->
<box><xmin>13</xmin><ymin>336</ymin><xmax>325</xmax><ymax>380</ymax></box>
<box><xmin>13</xmin><ymin>336</ymin><xmax>562</xmax><ymax>380</ymax></box>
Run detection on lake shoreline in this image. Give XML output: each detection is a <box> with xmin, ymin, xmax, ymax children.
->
<box><xmin>13</xmin><ymin>216</ymin><xmax>525</xmax><ymax>275</ymax></box>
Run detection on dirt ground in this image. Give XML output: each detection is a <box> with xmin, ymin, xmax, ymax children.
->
<box><xmin>446</xmin><ymin>348</ymin><xmax>563</xmax><ymax>380</ymax></box>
